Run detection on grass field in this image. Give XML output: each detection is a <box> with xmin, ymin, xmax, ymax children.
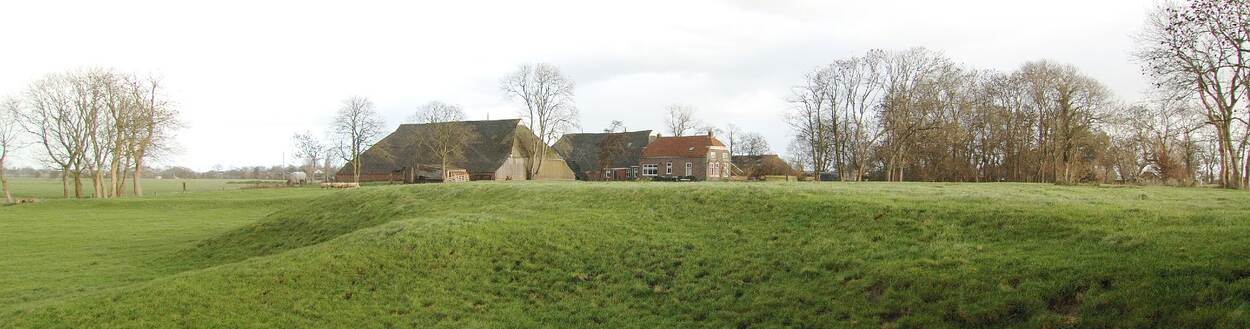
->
<box><xmin>3</xmin><ymin>177</ymin><xmax>272</xmax><ymax>199</ymax></box>
<box><xmin>2</xmin><ymin>181</ymin><xmax>1249</xmax><ymax>328</ymax></box>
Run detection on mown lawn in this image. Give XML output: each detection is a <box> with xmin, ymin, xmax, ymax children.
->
<box><xmin>0</xmin><ymin>187</ymin><xmax>331</xmax><ymax>311</ymax></box>
<box><xmin>1</xmin><ymin>182</ymin><xmax>1249</xmax><ymax>328</ymax></box>
<box><xmin>3</xmin><ymin>177</ymin><xmax>271</xmax><ymax>199</ymax></box>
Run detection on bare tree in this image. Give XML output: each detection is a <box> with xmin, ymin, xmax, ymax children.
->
<box><xmin>411</xmin><ymin>101</ymin><xmax>474</xmax><ymax>180</ymax></box>
<box><xmin>738</xmin><ymin>132</ymin><xmax>770</xmax><ymax>156</ymax></box>
<box><xmin>1051</xmin><ymin>68</ymin><xmax>1113</xmax><ymax>184</ymax></box>
<box><xmin>786</xmin><ymin>138</ymin><xmax>812</xmax><ymax>180</ymax></box>
<box><xmin>1</xmin><ymin>97</ymin><xmax>22</xmax><ymax>203</ymax></box>
<box><xmin>879</xmin><ymin>48</ymin><xmax>951</xmax><ymax>181</ymax></box>
<box><xmin>1136</xmin><ymin>0</ymin><xmax>1250</xmax><ymax>189</ymax></box>
<box><xmin>786</xmin><ymin>65</ymin><xmax>835</xmax><ymax>180</ymax></box>
<box><xmin>500</xmin><ymin>63</ymin><xmax>579</xmax><ymax>179</ymax></box>
<box><xmin>724</xmin><ymin>124</ymin><xmax>741</xmax><ymax>155</ymax></box>
<box><xmin>292</xmin><ymin>131</ymin><xmax>325</xmax><ymax>181</ymax></box>
<box><xmin>832</xmin><ymin>51</ymin><xmax>886</xmax><ymax>181</ymax></box>
<box><xmin>19</xmin><ymin>73</ymin><xmax>84</xmax><ymax>197</ymax></box>
<box><xmin>332</xmin><ymin>96</ymin><xmax>385</xmax><ymax>184</ymax></box>
<box><xmin>104</xmin><ymin>74</ymin><xmax>136</xmax><ymax>198</ymax></box>
<box><xmin>408</xmin><ymin>100</ymin><xmax>465</xmax><ymax>124</ymax></box>
<box><xmin>605</xmin><ymin>120</ymin><xmax>626</xmax><ymax>133</ymax></box>
<box><xmin>664</xmin><ymin>104</ymin><xmax>699</xmax><ymax>136</ymax></box>
<box><xmin>127</xmin><ymin>75</ymin><xmax>180</xmax><ymax>197</ymax></box>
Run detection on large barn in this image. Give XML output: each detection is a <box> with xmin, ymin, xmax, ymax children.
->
<box><xmin>335</xmin><ymin>119</ymin><xmax>575</xmax><ymax>182</ymax></box>
<box><xmin>552</xmin><ymin>130</ymin><xmax>653</xmax><ymax>181</ymax></box>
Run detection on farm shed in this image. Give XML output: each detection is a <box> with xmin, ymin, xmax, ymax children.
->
<box><xmin>732</xmin><ymin>154</ymin><xmax>799</xmax><ymax>179</ymax></box>
<box><xmin>553</xmin><ymin>130</ymin><xmax>653</xmax><ymax>181</ymax></box>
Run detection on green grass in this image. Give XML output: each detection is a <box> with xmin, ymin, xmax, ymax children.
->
<box><xmin>4</xmin><ymin>177</ymin><xmax>259</xmax><ymax>199</ymax></box>
<box><xmin>2</xmin><ymin>182</ymin><xmax>1250</xmax><ymax>328</ymax></box>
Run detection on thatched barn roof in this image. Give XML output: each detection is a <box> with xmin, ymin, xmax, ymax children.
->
<box><xmin>336</xmin><ymin>119</ymin><xmax>568</xmax><ymax>180</ymax></box>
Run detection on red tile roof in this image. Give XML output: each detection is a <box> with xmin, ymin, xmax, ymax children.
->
<box><xmin>641</xmin><ymin>135</ymin><xmax>726</xmax><ymax>158</ymax></box>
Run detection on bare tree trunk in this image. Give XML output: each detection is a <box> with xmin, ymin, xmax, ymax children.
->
<box><xmin>73</xmin><ymin>167</ymin><xmax>82</xmax><ymax>198</ymax></box>
<box><xmin>0</xmin><ymin>155</ymin><xmax>10</xmax><ymax>204</ymax></box>
<box><xmin>133</xmin><ymin>155</ymin><xmax>145</xmax><ymax>197</ymax></box>
<box><xmin>352</xmin><ymin>158</ymin><xmax>361</xmax><ymax>183</ymax></box>
<box><xmin>61</xmin><ymin>166</ymin><xmax>69</xmax><ymax>198</ymax></box>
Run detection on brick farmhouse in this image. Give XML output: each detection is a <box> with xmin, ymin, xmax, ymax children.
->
<box><xmin>638</xmin><ymin>132</ymin><xmax>732</xmax><ymax>181</ymax></box>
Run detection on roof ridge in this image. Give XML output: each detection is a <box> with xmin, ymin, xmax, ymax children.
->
<box><xmin>398</xmin><ymin>118</ymin><xmax>521</xmax><ymax>126</ymax></box>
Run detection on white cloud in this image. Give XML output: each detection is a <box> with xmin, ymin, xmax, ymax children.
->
<box><xmin>0</xmin><ymin>0</ymin><xmax>1156</xmax><ymax>170</ymax></box>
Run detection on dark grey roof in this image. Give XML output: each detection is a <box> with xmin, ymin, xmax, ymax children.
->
<box><xmin>339</xmin><ymin>119</ymin><xmax>525</xmax><ymax>176</ymax></box>
<box><xmin>553</xmin><ymin>130</ymin><xmax>652</xmax><ymax>179</ymax></box>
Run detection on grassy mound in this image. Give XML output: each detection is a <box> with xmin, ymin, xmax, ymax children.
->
<box><xmin>6</xmin><ymin>183</ymin><xmax>1250</xmax><ymax>328</ymax></box>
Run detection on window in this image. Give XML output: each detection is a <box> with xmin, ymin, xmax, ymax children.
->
<box><xmin>722</xmin><ymin>152</ymin><xmax>728</xmax><ymax>161</ymax></box>
<box><xmin>642</xmin><ymin>164</ymin><xmax>658</xmax><ymax>176</ymax></box>
<box><xmin>685</xmin><ymin>162</ymin><xmax>692</xmax><ymax>176</ymax></box>
<box><xmin>666</xmin><ymin>162</ymin><xmax>673</xmax><ymax>175</ymax></box>
<box><xmin>606</xmin><ymin>170</ymin><xmax>614</xmax><ymax>180</ymax></box>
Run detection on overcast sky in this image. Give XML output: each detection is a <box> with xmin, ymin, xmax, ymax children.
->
<box><xmin>1</xmin><ymin>0</ymin><xmax>1157</xmax><ymax>171</ymax></box>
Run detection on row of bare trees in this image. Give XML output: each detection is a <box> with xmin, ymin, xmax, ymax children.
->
<box><xmin>779</xmin><ymin>0</ymin><xmax>1247</xmax><ymax>188</ymax></box>
<box><xmin>784</xmin><ymin>48</ymin><xmax>1174</xmax><ymax>184</ymax></box>
<box><xmin>2</xmin><ymin>69</ymin><xmax>179</xmax><ymax>199</ymax></box>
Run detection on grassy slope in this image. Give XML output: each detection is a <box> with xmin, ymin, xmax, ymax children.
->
<box><xmin>4</xmin><ymin>182</ymin><xmax>1250</xmax><ymax>328</ymax></box>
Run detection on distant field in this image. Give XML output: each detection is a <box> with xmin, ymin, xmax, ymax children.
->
<box><xmin>2</xmin><ymin>182</ymin><xmax>1249</xmax><ymax>328</ymax></box>
<box><xmin>4</xmin><ymin>177</ymin><xmax>280</xmax><ymax>199</ymax></box>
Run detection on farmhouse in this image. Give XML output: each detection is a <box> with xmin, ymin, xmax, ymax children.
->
<box><xmin>552</xmin><ymin>130</ymin><xmax>653</xmax><ymax>181</ymax></box>
<box><xmin>732</xmin><ymin>154</ymin><xmax>799</xmax><ymax>179</ymax></box>
<box><xmin>335</xmin><ymin>119</ymin><xmax>575</xmax><ymax>182</ymax></box>
<box><xmin>639</xmin><ymin>132</ymin><xmax>732</xmax><ymax>181</ymax></box>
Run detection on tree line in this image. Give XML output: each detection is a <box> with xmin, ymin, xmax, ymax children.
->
<box><xmin>0</xmin><ymin>69</ymin><xmax>180</xmax><ymax>201</ymax></box>
<box><xmin>779</xmin><ymin>0</ymin><xmax>1247</xmax><ymax>188</ymax></box>
<box><xmin>784</xmin><ymin>49</ymin><xmax>1121</xmax><ymax>184</ymax></box>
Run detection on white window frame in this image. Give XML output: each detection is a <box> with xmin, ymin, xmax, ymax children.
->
<box><xmin>666</xmin><ymin>162</ymin><xmax>673</xmax><ymax>175</ymax></box>
<box><xmin>642</xmin><ymin>164</ymin><xmax>658</xmax><ymax>176</ymax></box>
<box><xmin>685</xmin><ymin>162</ymin><xmax>692</xmax><ymax>176</ymax></box>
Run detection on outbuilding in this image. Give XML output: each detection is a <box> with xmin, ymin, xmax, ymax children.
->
<box><xmin>553</xmin><ymin>130</ymin><xmax>653</xmax><ymax>181</ymax></box>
